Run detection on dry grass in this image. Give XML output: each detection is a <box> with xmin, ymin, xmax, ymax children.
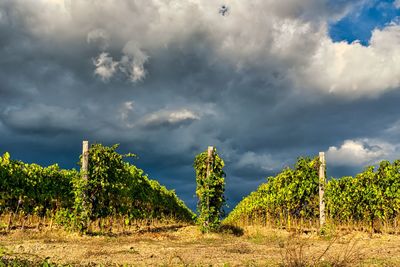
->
<box><xmin>0</xmin><ymin>220</ymin><xmax>400</xmax><ymax>266</ymax></box>
<box><xmin>278</xmin><ymin>233</ymin><xmax>364</xmax><ymax>267</ymax></box>
<box><xmin>0</xmin><ymin>213</ymin><xmax>190</xmax><ymax>235</ymax></box>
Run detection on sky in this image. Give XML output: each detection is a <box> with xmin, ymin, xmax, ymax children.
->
<box><xmin>1</xmin><ymin>0</ymin><xmax>400</xmax><ymax>211</ymax></box>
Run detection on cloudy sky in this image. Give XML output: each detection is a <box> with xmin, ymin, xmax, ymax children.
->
<box><xmin>1</xmin><ymin>0</ymin><xmax>400</xmax><ymax>211</ymax></box>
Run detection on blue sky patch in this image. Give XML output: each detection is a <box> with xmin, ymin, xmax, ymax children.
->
<box><xmin>329</xmin><ymin>0</ymin><xmax>400</xmax><ymax>45</ymax></box>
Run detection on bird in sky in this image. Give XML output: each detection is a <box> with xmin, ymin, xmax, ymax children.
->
<box><xmin>219</xmin><ymin>5</ymin><xmax>229</xmax><ymax>16</ymax></box>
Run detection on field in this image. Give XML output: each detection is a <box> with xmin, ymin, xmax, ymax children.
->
<box><xmin>1</xmin><ymin>222</ymin><xmax>400</xmax><ymax>266</ymax></box>
<box><xmin>1</xmin><ymin>145</ymin><xmax>400</xmax><ymax>266</ymax></box>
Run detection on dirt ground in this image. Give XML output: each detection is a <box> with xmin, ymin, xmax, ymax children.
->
<box><xmin>1</xmin><ymin>225</ymin><xmax>400</xmax><ymax>266</ymax></box>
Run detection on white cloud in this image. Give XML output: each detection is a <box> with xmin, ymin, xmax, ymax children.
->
<box><xmin>118</xmin><ymin>101</ymin><xmax>139</xmax><ymax>128</ymax></box>
<box><xmin>119</xmin><ymin>41</ymin><xmax>148</xmax><ymax>82</ymax></box>
<box><xmin>326</xmin><ymin>139</ymin><xmax>395</xmax><ymax>166</ymax></box>
<box><xmin>297</xmin><ymin>24</ymin><xmax>400</xmax><ymax>98</ymax></box>
<box><xmin>141</xmin><ymin>108</ymin><xmax>200</xmax><ymax>129</ymax></box>
<box><xmin>87</xmin><ymin>28</ymin><xmax>110</xmax><ymax>50</ymax></box>
<box><xmin>11</xmin><ymin>0</ymin><xmax>400</xmax><ymax>98</ymax></box>
<box><xmin>93</xmin><ymin>52</ymin><xmax>118</xmax><ymax>81</ymax></box>
<box><xmin>119</xmin><ymin>101</ymin><xmax>134</xmax><ymax>121</ymax></box>
<box><xmin>93</xmin><ymin>42</ymin><xmax>148</xmax><ymax>83</ymax></box>
<box><xmin>169</xmin><ymin>109</ymin><xmax>200</xmax><ymax>123</ymax></box>
<box><xmin>394</xmin><ymin>0</ymin><xmax>400</xmax><ymax>9</ymax></box>
<box><xmin>119</xmin><ymin>108</ymin><xmax>200</xmax><ymax>129</ymax></box>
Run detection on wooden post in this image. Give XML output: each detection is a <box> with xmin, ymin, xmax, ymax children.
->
<box><xmin>319</xmin><ymin>152</ymin><xmax>326</xmax><ymax>228</ymax></box>
<box><xmin>82</xmin><ymin>141</ymin><xmax>89</xmax><ymax>182</ymax></box>
<box><xmin>81</xmin><ymin>140</ymin><xmax>89</xmax><ymax>229</ymax></box>
<box><xmin>206</xmin><ymin>146</ymin><xmax>214</xmax><ymax>179</ymax></box>
<box><xmin>205</xmin><ymin>146</ymin><xmax>214</xmax><ymax>226</ymax></box>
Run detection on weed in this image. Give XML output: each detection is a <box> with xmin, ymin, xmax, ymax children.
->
<box><xmin>279</xmin><ymin>233</ymin><xmax>363</xmax><ymax>267</ymax></box>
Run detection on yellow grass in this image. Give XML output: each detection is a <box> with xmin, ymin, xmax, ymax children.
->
<box><xmin>1</xmin><ymin>216</ymin><xmax>400</xmax><ymax>266</ymax></box>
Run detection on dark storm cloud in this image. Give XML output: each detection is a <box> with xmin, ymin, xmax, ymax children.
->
<box><xmin>1</xmin><ymin>0</ymin><xmax>400</xmax><ymax>210</ymax></box>
<box><xmin>1</xmin><ymin>104</ymin><xmax>83</xmax><ymax>135</ymax></box>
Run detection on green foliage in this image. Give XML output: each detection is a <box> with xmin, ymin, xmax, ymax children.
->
<box><xmin>224</xmin><ymin>157</ymin><xmax>319</xmax><ymax>226</ymax></box>
<box><xmin>0</xmin><ymin>152</ymin><xmax>75</xmax><ymax>215</ymax></box>
<box><xmin>75</xmin><ymin>143</ymin><xmax>195</xmax><ymax>223</ymax></box>
<box><xmin>74</xmin><ymin>143</ymin><xmax>135</xmax><ymax>225</ymax></box>
<box><xmin>194</xmin><ymin>148</ymin><xmax>225</xmax><ymax>232</ymax></box>
<box><xmin>325</xmin><ymin>160</ymin><xmax>400</xmax><ymax>225</ymax></box>
<box><xmin>0</xmin><ymin>144</ymin><xmax>195</xmax><ymax>230</ymax></box>
<box><xmin>226</xmin><ymin>156</ymin><xmax>400</xmax><ymax>230</ymax></box>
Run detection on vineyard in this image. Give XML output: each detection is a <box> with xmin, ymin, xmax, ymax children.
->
<box><xmin>1</xmin><ymin>144</ymin><xmax>400</xmax><ymax>266</ymax></box>
<box><xmin>225</xmin><ymin>157</ymin><xmax>400</xmax><ymax>233</ymax></box>
<box><xmin>0</xmin><ymin>143</ymin><xmax>194</xmax><ymax>233</ymax></box>
<box><xmin>1</xmin><ymin>145</ymin><xmax>400</xmax><ymax>232</ymax></box>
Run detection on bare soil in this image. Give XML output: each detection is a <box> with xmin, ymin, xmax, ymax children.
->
<box><xmin>1</xmin><ymin>225</ymin><xmax>400</xmax><ymax>266</ymax></box>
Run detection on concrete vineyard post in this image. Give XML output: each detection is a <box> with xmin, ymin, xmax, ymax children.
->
<box><xmin>206</xmin><ymin>146</ymin><xmax>214</xmax><ymax>179</ymax></box>
<box><xmin>319</xmin><ymin>152</ymin><xmax>326</xmax><ymax>228</ymax></box>
<box><xmin>82</xmin><ymin>141</ymin><xmax>89</xmax><ymax>182</ymax></box>
<box><xmin>81</xmin><ymin>140</ymin><xmax>89</xmax><ymax>230</ymax></box>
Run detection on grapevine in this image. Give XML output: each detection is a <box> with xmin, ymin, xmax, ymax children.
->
<box><xmin>194</xmin><ymin>147</ymin><xmax>225</xmax><ymax>232</ymax></box>
<box><xmin>0</xmin><ymin>144</ymin><xmax>195</xmax><ymax>232</ymax></box>
<box><xmin>224</xmin><ymin>157</ymin><xmax>319</xmax><ymax>227</ymax></box>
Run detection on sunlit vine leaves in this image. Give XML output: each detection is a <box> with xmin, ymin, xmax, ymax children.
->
<box><xmin>194</xmin><ymin>148</ymin><xmax>225</xmax><ymax>232</ymax></box>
